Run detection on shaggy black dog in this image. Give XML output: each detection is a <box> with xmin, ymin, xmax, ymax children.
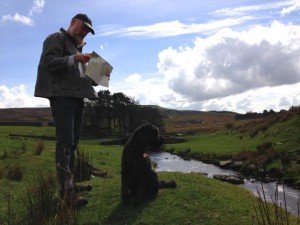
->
<box><xmin>121</xmin><ymin>123</ymin><xmax>176</xmax><ymax>206</ymax></box>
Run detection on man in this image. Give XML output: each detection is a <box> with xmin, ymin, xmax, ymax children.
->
<box><xmin>34</xmin><ymin>13</ymin><xmax>98</xmax><ymax>207</ymax></box>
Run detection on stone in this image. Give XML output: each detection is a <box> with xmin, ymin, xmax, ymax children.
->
<box><xmin>231</xmin><ymin>161</ymin><xmax>244</xmax><ymax>170</ymax></box>
<box><xmin>248</xmin><ymin>164</ymin><xmax>257</xmax><ymax>171</ymax></box>
<box><xmin>213</xmin><ymin>174</ymin><xmax>244</xmax><ymax>185</ymax></box>
<box><xmin>219</xmin><ymin>160</ymin><xmax>232</xmax><ymax>168</ymax></box>
<box><xmin>191</xmin><ymin>172</ymin><xmax>208</xmax><ymax>176</ymax></box>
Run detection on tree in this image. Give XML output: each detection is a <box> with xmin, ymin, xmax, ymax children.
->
<box><xmin>82</xmin><ymin>91</ymin><xmax>165</xmax><ymax>137</ymax></box>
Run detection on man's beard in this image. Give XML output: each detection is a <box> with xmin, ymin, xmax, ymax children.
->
<box><xmin>73</xmin><ymin>34</ymin><xmax>85</xmax><ymax>46</ymax></box>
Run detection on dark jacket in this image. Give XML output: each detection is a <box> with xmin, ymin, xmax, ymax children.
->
<box><xmin>34</xmin><ymin>28</ymin><xmax>98</xmax><ymax>99</ymax></box>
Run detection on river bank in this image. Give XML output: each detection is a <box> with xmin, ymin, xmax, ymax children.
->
<box><xmin>164</xmin><ymin>145</ymin><xmax>300</xmax><ymax>190</ymax></box>
<box><xmin>150</xmin><ymin>151</ymin><xmax>300</xmax><ymax>215</ymax></box>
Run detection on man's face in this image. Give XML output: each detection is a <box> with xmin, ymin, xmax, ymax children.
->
<box><xmin>70</xmin><ymin>18</ymin><xmax>90</xmax><ymax>43</ymax></box>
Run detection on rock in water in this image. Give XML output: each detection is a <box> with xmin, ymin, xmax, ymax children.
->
<box><xmin>213</xmin><ymin>174</ymin><xmax>244</xmax><ymax>185</ymax></box>
<box><xmin>219</xmin><ymin>160</ymin><xmax>232</xmax><ymax>168</ymax></box>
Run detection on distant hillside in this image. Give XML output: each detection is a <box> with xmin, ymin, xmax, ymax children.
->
<box><xmin>0</xmin><ymin>107</ymin><xmax>53</xmax><ymax>126</ymax></box>
<box><xmin>145</xmin><ymin>105</ymin><xmax>234</xmax><ymax>117</ymax></box>
<box><xmin>0</xmin><ymin>106</ymin><xmax>237</xmax><ymax>132</ymax></box>
<box><xmin>142</xmin><ymin>105</ymin><xmax>237</xmax><ymax>133</ymax></box>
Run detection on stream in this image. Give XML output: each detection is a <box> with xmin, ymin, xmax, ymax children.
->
<box><xmin>149</xmin><ymin>152</ymin><xmax>300</xmax><ymax>215</ymax></box>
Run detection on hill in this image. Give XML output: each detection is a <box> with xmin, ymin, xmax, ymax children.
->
<box><xmin>0</xmin><ymin>107</ymin><xmax>53</xmax><ymax>126</ymax></box>
<box><xmin>0</xmin><ymin>106</ymin><xmax>237</xmax><ymax>133</ymax></box>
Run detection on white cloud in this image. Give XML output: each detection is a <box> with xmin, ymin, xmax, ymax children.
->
<box><xmin>214</xmin><ymin>1</ymin><xmax>292</xmax><ymax>16</ymax></box>
<box><xmin>0</xmin><ymin>85</ymin><xmax>49</xmax><ymax>108</ymax></box>
<box><xmin>1</xmin><ymin>13</ymin><xmax>34</xmax><ymax>26</ymax></box>
<box><xmin>157</xmin><ymin>21</ymin><xmax>300</xmax><ymax>101</ymax></box>
<box><xmin>105</xmin><ymin>21</ymin><xmax>300</xmax><ymax>113</ymax></box>
<box><xmin>196</xmin><ymin>83</ymin><xmax>300</xmax><ymax>113</ymax></box>
<box><xmin>1</xmin><ymin>0</ymin><xmax>45</xmax><ymax>26</ymax></box>
<box><xmin>281</xmin><ymin>0</ymin><xmax>300</xmax><ymax>16</ymax></box>
<box><xmin>125</xmin><ymin>73</ymin><xmax>142</xmax><ymax>83</ymax></box>
<box><xmin>29</xmin><ymin>0</ymin><xmax>45</xmax><ymax>16</ymax></box>
<box><xmin>96</xmin><ymin>17</ymin><xmax>254</xmax><ymax>38</ymax></box>
<box><xmin>110</xmin><ymin>73</ymin><xmax>300</xmax><ymax>113</ymax></box>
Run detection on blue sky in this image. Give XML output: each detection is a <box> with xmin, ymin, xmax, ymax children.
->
<box><xmin>0</xmin><ymin>0</ymin><xmax>300</xmax><ymax>113</ymax></box>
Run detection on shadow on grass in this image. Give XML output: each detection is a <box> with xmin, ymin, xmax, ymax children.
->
<box><xmin>105</xmin><ymin>198</ymin><xmax>157</xmax><ymax>225</ymax></box>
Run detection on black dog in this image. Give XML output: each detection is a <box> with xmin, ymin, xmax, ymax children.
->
<box><xmin>121</xmin><ymin>123</ymin><xmax>176</xmax><ymax>206</ymax></box>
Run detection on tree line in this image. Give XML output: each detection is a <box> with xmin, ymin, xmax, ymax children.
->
<box><xmin>82</xmin><ymin>90</ymin><xmax>164</xmax><ymax>137</ymax></box>
<box><xmin>234</xmin><ymin>109</ymin><xmax>285</xmax><ymax>120</ymax></box>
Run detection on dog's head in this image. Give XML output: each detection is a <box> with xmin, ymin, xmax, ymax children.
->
<box><xmin>131</xmin><ymin>123</ymin><xmax>164</xmax><ymax>152</ymax></box>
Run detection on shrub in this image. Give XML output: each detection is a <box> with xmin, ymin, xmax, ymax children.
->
<box><xmin>23</xmin><ymin>172</ymin><xmax>57</xmax><ymax>224</ymax></box>
<box><xmin>257</xmin><ymin>142</ymin><xmax>273</xmax><ymax>154</ymax></box>
<box><xmin>35</xmin><ymin>139</ymin><xmax>44</xmax><ymax>156</ymax></box>
<box><xmin>22</xmin><ymin>171</ymin><xmax>79</xmax><ymax>225</ymax></box>
<box><xmin>166</xmin><ymin>147</ymin><xmax>175</xmax><ymax>153</ymax></box>
<box><xmin>177</xmin><ymin>148</ymin><xmax>191</xmax><ymax>159</ymax></box>
<box><xmin>233</xmin><ymin>150</ymin><xmax>256</xmax><ymax>161</ymax></box>
<box><xmin>6</xmin><ymin>164</ymin><xmax>24</xmax><ymax>181</ymax></box>
<box><xmin>73</xmin><ymin>148</ymin><xmax>93</xmax><ymax>182</ymax></box>
<box><xmin>0</xmin><ymin>148</ymin><xmax>8</xmax><ymax>159</ymax></box>
<box><xmin>0</xmin><ymin>166</ymin><xmax>4</xmax><ymax>179</ymax></box>
<box><xmin>21</xmin><ymin>142</ymin><xmax>27</xmax><ymax>153</ymax></box>
<box><xmin>224</xmin><ymin>122</ymin><xmax>234</xmax><ymax>130</ymax></box>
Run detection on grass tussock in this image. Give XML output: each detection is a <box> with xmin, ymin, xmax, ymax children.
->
<box><xmin>0</xmin><ymin>148</ymin><xmax>8</xmax><ymax>159</ymax></box>
<box><xmin>233</xmin><ymin>142</ymin><xmax>277</xmax><ymax>166</ymax></box>
<box><xmin>22</xmin><ymin>171</ymin><xmax>79</xmax><ymax>225</ymax></box>
<box><xmin>253</xmin><ymin>183</ymin><xmax>299</xmax><ymax>225</ymax></box>
<box><xmin>0</xmin><ymin>166</ymin><xmax>4</xmax><ymax>179</ymax></box>
<box><xmin>21</xmin><ymin>142</ymin><xmax>27</xmax><ymax>154</ymax></box>
<box><xmin>34</xmin><ymin>139</ymin><xmax>44</xmax><ymax>156</ymax></box>
<box><xmin>6</xmin><ymin>164</ymin><xmax>24</xmax><ymax>181</ymax></box>
<box><xmin>73</xmin><ymin>147</ymin><xmax>93</xmax><ymax>182</ymax></box>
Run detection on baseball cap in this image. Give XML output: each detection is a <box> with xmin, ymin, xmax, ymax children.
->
<box><xmin>73</xmin><ymin>13</ymin><xmax>95</xmax><ymax>35</ymax></box>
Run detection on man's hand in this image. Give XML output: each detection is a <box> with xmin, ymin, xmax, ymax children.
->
<box><xmin>74</xmin><ymin>53</ymin><xmax>91</xmax><ymax>63</ymax></box>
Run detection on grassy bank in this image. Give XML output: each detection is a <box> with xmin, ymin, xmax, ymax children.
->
<box><xmin>165</xmin><ymin>114</ymin><xmax>300</xmax><ymax>188</ymax></box>
<box><xmin>0</xmin><ymin>127</ymin><xmax>298</xmax><ymax>225</ymax></box>
<box><xmin>1</xmin><ymin>125</ymin><xmax>298</xmax><ymax>224</ymax></box>
<box><xmin>166</xmin><ymin>114</ymin><xmax>300</xmax><ymax>154</ymax></box>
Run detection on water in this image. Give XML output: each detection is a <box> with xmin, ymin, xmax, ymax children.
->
<box><xmin>150</xmin><ymin>152</ymin><xmax>300</xmax><ymax>215</ymax></box>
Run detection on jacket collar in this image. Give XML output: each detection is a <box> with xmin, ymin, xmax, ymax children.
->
<box><xmin>60</xmin><ymin>28</ymin><xmax>86</xmax><ymax>52</ymax></box>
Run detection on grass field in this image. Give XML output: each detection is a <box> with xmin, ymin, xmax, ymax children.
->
<box><xmin>167</xmin><ymin>114</ymin><xmax>300</xmax><ymax>155</ymax></box>
<box><xmin>0</xmin><ymin>125</ymin><xmax>298</xmax><ymax>225</ymax></box>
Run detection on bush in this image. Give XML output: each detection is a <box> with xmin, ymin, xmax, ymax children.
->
<box><xmin>283</xmin><ymin>164</ymin><xmax>300</xmax><ymax>184</ymax></box>
<box><xmin>23</xmin><ymin>172</ymin><xmax>57</xmax><ymax>224</ymax></box>
<box><xmin>257</xmin><ymin>142</ymin><xmax>273</xmax><ymax>154</ymax></box>
<box><xmin>166</xmin><ymin>147</ymin><xmax>175</xmax><ymax>153</ymax></box>
<box><xmin>35</xmin><ymin>139</ymin><xmax>44</xmax><ymax>156</ymax></box>
<box><xmin>6</xmin><ymin>164</ymin><xmax>24</xmax><ymax>181</ymax></box>
<box><xmin>0</xmin><ymin>148</ymin><xmax>8</xmax><ymax>159</ymax></box>
<box><xmin>0</xmin><ymin>166</ymin><xmax>4</xmax><ymax>179</ymax></box>
<box><xmin>21</xmin><ymin>142</ymin><xmax>27</xmax><ymax>153</ymax></box>
<box><xmin>22</xmin><ymin>171</ymin><xmax>79</xmax><ymax>225</ymax></box>
<box><xmin>177</xmin><ymin>148</ymin><xmax>191</xmax><ymax>159</ymax></box>
<box><xmin>73</xmin><ymin>148</ymin><xmax>93</xmax><ymax>182</ymax></box>
<box><xmin>224</xmin><ymin>122</ymin><xmax>234</xmax><ymax>130</ymax></box>
<box><xmin>233</xmin><ymin>150</ymin><xmax>256</xmax><ymax>161</ymax></box>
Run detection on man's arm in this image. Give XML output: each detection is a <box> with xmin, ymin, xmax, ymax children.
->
<box><xmin>41</xmin><ymin>32</ymin><xmax>91</xmax><ymax>74</ymax></box>
<box><xmin>42</xmin><ymin>33</ymin><xmax>70</xmax><ymax>73</ymax></box>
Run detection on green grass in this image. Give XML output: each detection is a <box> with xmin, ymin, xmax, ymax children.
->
<box><xmin>167</xmin><ymin>131</ymin><xmax>259</xmax><ymax>154</ymax></box>
<box><xmin>167</xmin><ymin>115</ymin><xmax>300</xmax><ymax>155</ymax></box>
<box><xmin>0</xmin><ymin>125</ymin><xmax>298</xmax><ymax>225</ymax></box>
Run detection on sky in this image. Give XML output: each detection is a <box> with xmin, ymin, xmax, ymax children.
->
<box><xmin>0</xmin><ymin>0</ymin><xmax>300</xmax><ymax>113</ymax></box>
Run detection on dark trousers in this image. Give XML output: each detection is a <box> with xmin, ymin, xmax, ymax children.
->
<box><xmin>49</xmin><ymin>97</ymin><xmax>84</xmax><ymax>197</ymax></box>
